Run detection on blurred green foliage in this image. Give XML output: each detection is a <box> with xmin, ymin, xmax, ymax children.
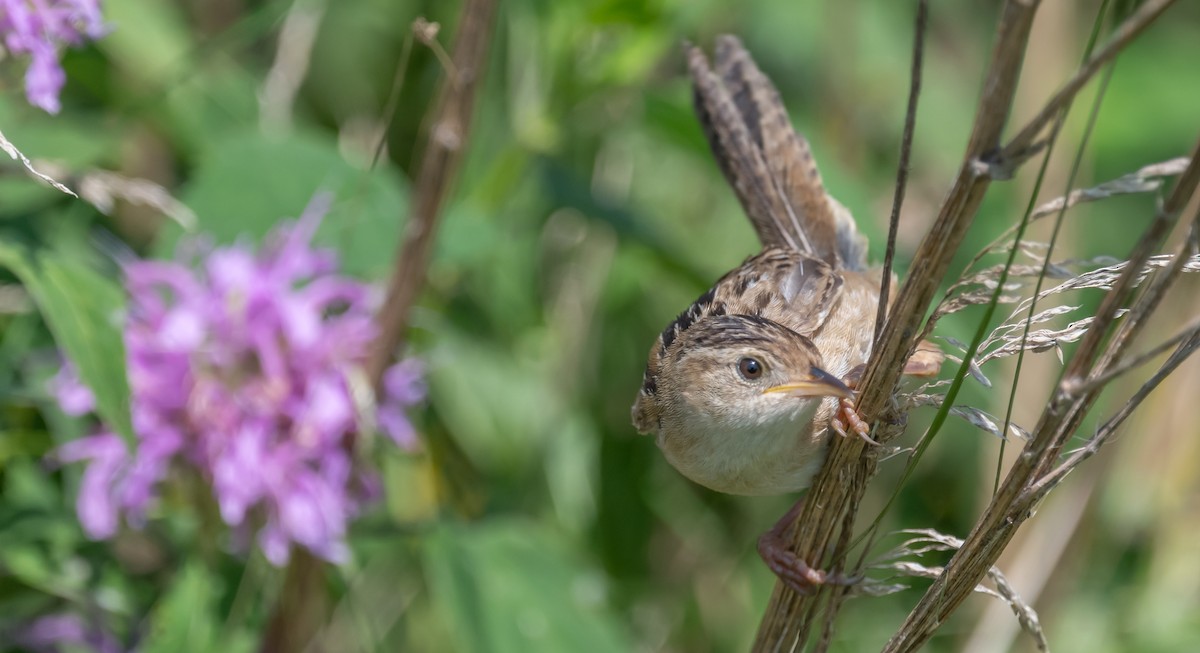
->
<box><xmin>1</xmin><ymin>0</ymin><xmax>1199</xmax><ymax>651</ymax></box>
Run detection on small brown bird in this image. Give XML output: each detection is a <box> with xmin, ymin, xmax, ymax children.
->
<box><xmin>632</xmin><ymin>36</ymin><xmax>939</xmax><ymax>592</ymax></box>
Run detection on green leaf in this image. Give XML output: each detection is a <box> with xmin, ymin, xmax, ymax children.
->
<box><xmin>0</xmin><ymin>244</ymin><xmax>134</xmax><ymax>446</ymax></box>
<box><xmin>423</xmin><ymin>519</ymin><xmax>630</xmax><ymax>653</ymax></box>
<box><xmin>163</xmin><ymin>129</ymin><xmax>409</xmax><ymax>279</ymax></box>
<box><xmin>0</xmin><ymin>96</ymin><xmax>122</xmax><ymax>168</ymax></box>
<box><xmin>0</xmin><ymin>545</ymin><xmax>59</xmax><ymax>594</ymax></box>
<box><xmin>101</xmin><ymin>0</ymin><xmax>192</xmax><ymax>86</ymax></box>
<box><xmin>140</xmin><ymin>562</ymin><xmax>224</xmax><ymax>653</ymax></box>
<box><xmin>0</xmin><ymin>430</ymin><xmax>53</xmax><ymax>467</ymax></box>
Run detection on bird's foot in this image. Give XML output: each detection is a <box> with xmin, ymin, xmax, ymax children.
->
<box><xmin>758</xmin><ymin>498</ymin><xmax>862</xmax><ymax>595</ymax></box>
<box><xmin>831</xmin><ymin>397</ymin><xmax>877</xmax><ymax>445</ymax></box>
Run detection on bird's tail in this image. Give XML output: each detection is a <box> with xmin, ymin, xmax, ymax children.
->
<box><xmin>687</xmin><ymin>35</ymin><xmax>867</xmax><ymax>271</ymax></box>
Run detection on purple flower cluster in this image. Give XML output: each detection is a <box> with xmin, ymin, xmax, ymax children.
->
<box><xmin>0</xmin><ymin>0</ymin><xmax>106</xmax><ymax>113</ymax></box>
<box><xmin>53</xmin><ymin>202</ymin><xmax>424</xmax><ymax>566</ymax></box>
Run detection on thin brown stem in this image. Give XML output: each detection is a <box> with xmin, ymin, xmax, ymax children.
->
<box><xmin>860</xmin><ymin>0</ymin><xmax>1038</xmax><ymax>421</ymax></box>
<box><xmin>263</xmin><ymin>5</ymin><xmax>497</xmax><ymax>652</ymax></box>
<box><xmin>1092</xmin><ymin>219</ymin><xmax>1200</xmax><ymax>382</ymax></box>
<box><xmin>261</xmin><ymin>549</ymin><xmax>329</xmax><ymax>653</ymax></box>
<box><xmin>1041</xmin><ymin>142</ymin><xmax>1200</xmax><ymax>472</ymax></box>
<box><xmin>1031</xmin><ymin>211</ymin><xmax>1200</xmax><ymax>493</ymax></box>
<box><xmin>1068</xmin><ymin>311</ymin><xmax>1200</xmax><ymax>397</ymax></box>
<box><xmin>875</xmin><ymin>0</ymin><xmax>929</xmax><ymax>345</ymax></box>
<box><xmin>948</xmin><ymin>156</ymin><xmax>1190</xmax><ymax>288</ymax></box>
<box><xmin>365</xmin><ymin>0</ymin><xmax>499</xmax><ymax>390</ymax></box>
<box><xmin>370</xmin><ymin>30</ymin><xmax>415</xmax><ymax>171</ymax></box>
<box><xmin>1026</xmin><ymin>324</ymin><xmax>1200</xmax><ymax>504</ymax></box>
<box><xmin>999</xmin><ymin>0</ymin><xmax>1179</xmax><ymax>166</ymax></box>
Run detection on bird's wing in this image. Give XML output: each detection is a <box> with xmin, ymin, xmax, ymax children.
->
<box><xmin>727</xmin><ymin>248</ymin><xmax>844</xmax><ymax>336</ymax></box>
<box><xmin>688</xmin><ymin>36</ymin><xmax>867</xmax><ymax>271</ymax></box>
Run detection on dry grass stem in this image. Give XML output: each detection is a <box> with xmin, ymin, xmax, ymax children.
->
<box><xmin>935</xmin><ymin>251</ymin><xmax>1200</xmax><ymax>368</ymax></box>
<box><xmin>999</xmin><ymin>0</ymin><xmax>1180</xmax><ymax>167</ymax></box>
<box><xmin>259</xmin><ymin>0</ymin><xmax>324</xmax><ymax>133</ymax></box>
<box><xmin>1069</xmin><ymin>313</ymin><xmax>1200</xmax><ymax>396</ymax></box>
<box><xmin>868</xmin><ymin>530</ymin><xmax>1048</xmax><ymax>652</ymax></box>
<box><xmin>751</xmin><ymin>0</ymin><xmax>1192</xmax><ymax>649</ymax></box>
<box><xmin>1029</xmin><ymin>321</ymin><xmax>1200</xmax><ymax>502</ymax></box>
<box><xmin>0</xmin><ymin>129</ymin><xmax>77</xmax><ymax>196</ymax></box>
<box><xmin>32</xmin><ymin>163</ymin><xmax>199</xmax><ymax>231</ymax></box>
<box><xmin>902</xmin><ymin>395</ymin><xmax>1030</xmax><ymax>441</ymax></box>
<box><xmin>753</xmin><ymin>2</ymin><xmax>1042</xmax><ymax>649</ymax></box>
<box><xmin>881</xmin><ymin>140</ymin><xmax>1200</xmax><ymax>653</ymax></box>
<box><xmin>876</xmin><ymin>0</ymin><xmax>929</xmax><ymax>343</ymax></box>
<box><xmin>956</xmin><ymin>155</ymin><xmax>1191</xmax><ymax>278</ymax></box>
<box><xmin>1028</xmin><ymin>157</ymin><xmax>1191</xmax><ymax>221</ymax></box>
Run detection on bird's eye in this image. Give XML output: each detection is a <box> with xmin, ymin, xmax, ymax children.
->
<box><xmin>737</xmin><ymin>357</ymin><xmax>764</xmax><ymax>380</ymax></box>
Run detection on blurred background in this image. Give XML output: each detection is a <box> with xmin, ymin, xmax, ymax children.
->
<box><xmin>1</xmin><ymin>0</ymin><xmax>1198</xmax><ymax>651</ymax></box>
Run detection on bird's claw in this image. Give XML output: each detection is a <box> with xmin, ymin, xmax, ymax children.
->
<box><xmin>758</xmin><ymin>534</ymin><xmax>861</xmax><ymax>594</ymax></box>
<box><xmin>758</xmin><ymin>500</ymin><xmax>863</xmax><ymax>595</ymax></box>
<box><xmin>831</xmin><ymin>397</ymin><xmax>877</xmax><ymax>445</ymax></box>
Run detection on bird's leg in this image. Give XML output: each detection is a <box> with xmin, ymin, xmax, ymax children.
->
<box><xmin>757</xmin><ymin>496</ymin><xmax>861</xmax><ymax>595</ymax></box>
<box><xmin>829</xmin><ymin>365</ymin><xmax>876</xmax><ymax>445</ymax></box>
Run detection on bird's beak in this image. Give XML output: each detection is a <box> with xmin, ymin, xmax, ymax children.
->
<box><xmin>763</xmin><ymin>366</ymin><xmax>854</xmax><ymax>398</ymax></box>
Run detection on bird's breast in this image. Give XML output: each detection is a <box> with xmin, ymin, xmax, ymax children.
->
<box><xmin>656</xmin><ymin>399</ymin><xmax>834</xmax><ymax>496</ymax></box>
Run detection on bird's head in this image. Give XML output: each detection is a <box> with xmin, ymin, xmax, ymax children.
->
<box><xmin>631</xmin><ymin>314</ymin><xmax>853</xmax><ymax>494</ymax></box>
<box><xmin>635</xmin><ymin>314</ymin><xmax>852</xmax><ymax>438</ymax></box>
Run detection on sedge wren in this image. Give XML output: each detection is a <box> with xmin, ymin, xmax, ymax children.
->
<box><xmin>632</xmin><ymin>36</ymin><xmax>940</xmax><ymax>593</ymax></box>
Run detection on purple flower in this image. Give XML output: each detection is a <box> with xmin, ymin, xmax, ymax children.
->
<box><xmin>54</xmin><ymin>432</ymin><xmax>126</xmax><ymax>538</ymax></box>
<box><xmin>0</xmin><ymin>0</ymin><xmax>107</xmax><ymax>113</ymax></box>
<box><xmin>48</xmin><ymin>361</ymin><xmax>94</xmax><ymax>416</ymax></box>
<box><xmin>379</xmin><ymin>359</ymin><xmax>426</xmax><ymax>449</ymax></box>
<box><xmin>13</xmin><ymin>612</ymin><xmax>124</xmax><ymax>653</ymax></box>
<box><xmin>53</xmin><ymin>198</ymin><xmax>424</xmax><ymax>565</ymax></box>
